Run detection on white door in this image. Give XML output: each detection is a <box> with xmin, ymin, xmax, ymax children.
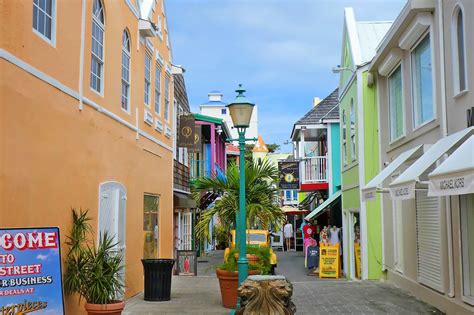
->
<box><xmin>99</xmin><ymin>182</ymin><xmax>127</xmax><ymax>294</ymax></box>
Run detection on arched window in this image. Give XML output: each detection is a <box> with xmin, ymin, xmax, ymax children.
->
<box><xmin>342</xmin><ymin>109</ymin><xmax>347</xmax><ymax>165</ymax></box>
<box><xmin>90</xmin><ymin>0</ymin><xmax>105</xmax><ymax>93</ymax></box>
<box><xmin>121</xmin><ymin>30</ymin><xmax>131</xmax><ymax>112</ymax></box>
<box><xmin>452</xmin><ymin>6</ymin><xmax>466</xmax><ymax>93</ymax></box>
<box><xmin>350</xmin><ymin>99</ymin><xmax>356</xmax><ymax>161</ymax></box>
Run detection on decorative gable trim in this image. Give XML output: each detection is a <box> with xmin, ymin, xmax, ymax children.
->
<box><xmin>345</xmin><ymin>8</ymin><xmax>362</xmax><ymax>66</ymax></box>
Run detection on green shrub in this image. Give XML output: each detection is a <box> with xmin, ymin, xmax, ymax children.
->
<box><xmin>219</xmin><ymin>247</ymin><xmax>271</xmax><ymax>274</ymax></box>
<box><xmin>64</xmin><ymin>208</ymin><xmax>125</xmax><ymax>304</ymax></box>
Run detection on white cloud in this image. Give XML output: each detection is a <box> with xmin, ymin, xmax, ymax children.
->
<box><xmin>36</xmin><ymin>254</ymin><xmax>48</xmax><ymax>261</ymax></box>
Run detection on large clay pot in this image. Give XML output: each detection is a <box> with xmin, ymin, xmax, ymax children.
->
<box><xmin>216</xmin><ymin>269</ymin><xmax>260</xmax><ymax>309</ymax></box>
<box><xmin>84</xmin><ymin>301</ymin><xmax>125</xmax><ymax>315</ymax></box>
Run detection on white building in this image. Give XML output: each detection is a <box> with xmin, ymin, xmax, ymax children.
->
<box><xmin>200</xmin><ymin>91</ymin><xmax>258</xmax><ymax>140</ymax></box>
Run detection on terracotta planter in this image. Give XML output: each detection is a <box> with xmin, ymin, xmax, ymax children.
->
<box><xmin>84</xmin><ymin>301</ymin><xmax>125</xmax><ymax>315</ymax></box>
<box><xmin>233</xmin><ymin>253</ymin><xmax>260</xmax><ymax>265</ymax></box>
<box><xmin>216</xmin><ymin>269</ymin><xmax>260</xmax><ymax>309</ymax></box>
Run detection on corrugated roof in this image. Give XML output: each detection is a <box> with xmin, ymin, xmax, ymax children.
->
<box><xmin>295</xmin><ymin>89</ymin><xmax>339</xmax><ymax>125</ymax></box>
<box><xmin>356</xmin><ymin>21</ymin><xmax>392</xmax><ymax>63</ymax></box>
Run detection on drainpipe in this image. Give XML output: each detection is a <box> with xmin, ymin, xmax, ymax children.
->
<box><xmin>78</xmin><ymin>0</ymin><xmax>86</xmax><ymax>111</ymax></box>
<box><xmin>437</xmin><ymin>0</ymin><xmax>454</xmax><ymax>298</ymax></box>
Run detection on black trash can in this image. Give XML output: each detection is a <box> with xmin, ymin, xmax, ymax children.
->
<box><xmin>141</xmin><ymin>259</ymin><xmax>175</xmax><ymax>301</ymax></box>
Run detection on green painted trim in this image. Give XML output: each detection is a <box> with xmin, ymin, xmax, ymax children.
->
<box><xmin>193</xmin><ymin>113</ymin><xmax>223</xmax><ymax>125</ymax></box>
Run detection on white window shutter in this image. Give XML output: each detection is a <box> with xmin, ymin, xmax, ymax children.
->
<box><xmin>416</xmin><ymin>190</ymin><xmax>444</xmax><ymax>293</ymax></box>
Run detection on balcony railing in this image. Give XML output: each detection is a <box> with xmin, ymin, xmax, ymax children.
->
<box><xmin>190</xmin><ymin>160</ymin><xmax>210</xmax><ymax>178</ymax></box>
<box><xmin>301</xmin><ymin>156</ymin><xmax>328</xmax><ymax>183</ymax></box>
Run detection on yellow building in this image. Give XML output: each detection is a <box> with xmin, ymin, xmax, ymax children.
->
<box><xmin>1</xmin><ymin>0</ymin><xmax>175</xmax><ymax>312</ymax></box>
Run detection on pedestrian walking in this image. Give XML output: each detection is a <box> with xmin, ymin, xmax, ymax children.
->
<box><xmin>283</xmin><ymin>220</ymin><xmax>293</xmax><ymax>251</ymax></box>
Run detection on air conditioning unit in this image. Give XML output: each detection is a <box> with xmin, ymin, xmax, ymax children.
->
<box><xmin>155</xmin><ymin>119</ymin><xmax>163</xmax><ymax>132</ymax></box>
<box><xmin>144</xmin><ymin>109</ymin><xmax>153</xmax><ymax>125</ymax></box>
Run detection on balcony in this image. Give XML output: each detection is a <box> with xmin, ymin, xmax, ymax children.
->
<box><xmin>300</xmin><ymin>156</ymin><xmax>329</xmax><ymax>191</ymax></box>
<box><xmin>190</xmin><ymin>160</ymin><xmax>210</xmax><ymax>179</ymax></box>
<box><xmin>190</xmin><ymin>160</ymin><xmax>226</xmax><ymax>181</ymax></box>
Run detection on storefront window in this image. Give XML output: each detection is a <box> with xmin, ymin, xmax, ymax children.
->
<box><xmin>143</xmin><ymin>194</ymin><xmax>159</xmax><ymax>259</ymax></box>
<box><xmin>461</xmin><ymin>194</ymin><xmax>474</xmax><ymax>304</ymax></box>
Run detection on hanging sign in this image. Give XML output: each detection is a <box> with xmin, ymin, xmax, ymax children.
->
<box><xmin>0</xmin><ymin>227</ymin><xmax>65</xmax><ymax>314</ymax></box>
<box><xmin>189</xmin><ymin>125</ymin><xmax>202</xmax><ymax>153</ymax></box>
<box><xmin>177</xmin><ymin>250</ymin><xmax>197</xmax><ymax>276</ymax></box>
<box><xmin>361</xmin><ymin>188</ymin><xmax>376</xmax><ymax>202</ymax></box>
<box><xmin>389</xmin><ymin>181</ymin><xmax>416</xmax><ymax>200</ymax></box>
<box><xmin>428</xmin><ymin>172</ymin><xmax>474</xmax><ymax>196</ymax></box>
<box><xmin>178</xmin><ymin>115</ymin><xmax>195</xmax><ymax>148</ymax></box>
<box><xmin>319</xmin><ymin>244</ymin><xmax>340</xmax><ymax>278</ymax></box>
<box><xmin>278</xmin><ymin>161</ymin><xmax>300</xmax><ymax>190</ymax></box>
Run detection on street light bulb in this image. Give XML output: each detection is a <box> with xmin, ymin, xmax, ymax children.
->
<box><xmin>226</xmin><ymin>84</ymin><xmax>255</xmax><ymax>128</ymax></box>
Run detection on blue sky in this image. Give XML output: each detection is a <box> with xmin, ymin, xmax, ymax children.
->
<box><xmin>167</xmin><ymin>0</ymin><xmax>406</xmax><ymax>152</ymax></box>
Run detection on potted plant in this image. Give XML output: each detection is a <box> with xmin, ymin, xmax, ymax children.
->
<box><xmin>216</xmin><ymin>248</ymin><xmax>261</xmax><ymax>309</ymax></box>
<box><xmin>64</xmin><ymin>209</ymin><xmax>125</xmax><ymax>315</ymax></box>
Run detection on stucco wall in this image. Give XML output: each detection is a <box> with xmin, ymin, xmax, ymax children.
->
<box><xmin>362</xmin><ymin>71</ymin><xmax>383</xmax><ymax>279</ymax></box>
<box><xmin>0</xmin><ymin>0</ymin><xmax>175</xmax><ymax>313</ymax></box>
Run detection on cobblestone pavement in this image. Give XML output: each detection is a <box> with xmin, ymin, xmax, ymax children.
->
<box><xmin>124</xmin><ymin>250</ymin><xmax>443</xmax><ymax>315</ymax></box>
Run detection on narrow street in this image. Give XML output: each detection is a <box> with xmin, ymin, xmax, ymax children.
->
<box><xmin>124</xmin><ymin>250</ymin><xmax>442</xmax><ymax>314</ymax></box>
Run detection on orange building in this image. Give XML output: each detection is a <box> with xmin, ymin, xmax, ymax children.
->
<box><xmin>1</xmin><ymin>0</ymin><xmax>175</xmax><ymax>312</ymax></box>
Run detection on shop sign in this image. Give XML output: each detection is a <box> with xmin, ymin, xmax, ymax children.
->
<box><xmin>361</xmin><ymin>188</ymin><xmax>376</xmax><ymax>202</ymax></box>
<box><xmin>178</xmin><ymin>115</ymin><xmax>195</xmax><ymax>148</ymax></box>
<box><xmin>177</xmin><ymin>250</ymin><xmax>197</xmax><ymax>276</ymax></box>
<box><xmin>189</xmin><ymin>125</ymin><xmax>202</xmax><ymax>153</ymax></box>
<box><xmin>428</xmin><ymin>172</ymin><xmax>474</xmax><ymax>196</ymax></box>
<box><xmin>390</xmin><ymin>182</ymin><xmax>416</xmax><ymax>200</ymax></box>
<box><xmin>319</xmin><ymin>244</ymin><xmax>340</xmax><ymax>279</ymax></box>
<box><xmin>354</xmin><ymin>242</ymin><xmax>361</xmax><ymax>279</ymax></box>
<box><xmin>0</xmin><ymin>227</ymin><xmax>65</xmax><ymax>314</ymax></box>
<box><xmin>278</xmin><ymin>161</ymin><xmax>300</xmax><ymax>190</ymax></box>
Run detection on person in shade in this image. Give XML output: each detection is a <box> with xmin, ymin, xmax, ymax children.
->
<box><xmin>283</xmin><ymin>220</ymin><xmax>293</xmax><ymax>251</ymax></box>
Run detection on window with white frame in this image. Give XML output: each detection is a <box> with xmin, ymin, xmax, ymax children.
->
<box><xmin>461</xmin><ymin>194</ymin><xmax>474</xmax><ymax>305</ymax></box>
<box><xmin>164</xmin><ymin>76</ymin><xmax>170</xmax><ymax>121</ymax></box>
<box><xmin>284</xmin><ymin>190</ymin><xmax>298</xmax><ymax>203</ymax></box>
<box><xmin>121</xmin><ymin>31</ymin><xmax>131</xmax><ymax>112</ymax></box>
<box><xmin>350</xmin><ymin>99</ymin><xmax>356</xmax><ymax>161</ymax></box>
<box><xmin>33</xmin><ymin>0</ymin><xmax>55</xmax><ymax>42</ymax></box>
<box><xmin>452</xmin><ymin>6</ymin><xmax>467</xmax><ymax>94</ymax></box>
<box><xmin>90</xmin><ymin>0</ymin><xmax>105</xmax><ymax>93</ymax></box>
<box><xmin>389</xmin><ymin>65</ymin><xmax>404</xmax><ymax>140</ymax></box>
<box><xmin>342</xmin><ymin>109</ymin><xmax>347</xmax><ymax>165</ymax></box>
<box><xmin>411</xmin><ymin>34</ymin><xmax>433</xmax><ymax>127</ymax></box>
<box><xmin>144</xmin><ymin>53</ymin><xmax>151</xmax><ymax>106</ymax></box>
<box><xmin>154</xmin><ymin>65</ymin><xmax>161</xmax><ymax>115</ymax></box>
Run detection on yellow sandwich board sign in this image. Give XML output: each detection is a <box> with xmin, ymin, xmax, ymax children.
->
<box><xmin>319</xmin><ymin>244</ymin><xmax>340</xmax><ymax>278</ymax></box>
<box><xmin>355</xmin><ymin>242</ymin><xmax>361</xmax><ymax>279</ymax></box>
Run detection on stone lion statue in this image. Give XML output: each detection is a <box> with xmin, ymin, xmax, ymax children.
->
<box><xmin>236</xmin><ymin>277</ymin><xmax>296</xmax><ymax>315</ymax></box>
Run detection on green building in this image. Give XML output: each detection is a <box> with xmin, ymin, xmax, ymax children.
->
<box><xmin>337</xmin><ymin>8</ymin><xmax>392</xmax><ymax>280</ymax></box>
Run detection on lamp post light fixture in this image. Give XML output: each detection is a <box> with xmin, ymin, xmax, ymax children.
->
<box><xmin>226</xmin><ymin>84</ymin><xmax>255</xmax><ymax>288</ymax></box>
<box><xmin>332</xmin><ymin>65</ymin><xmax>355</xmax><ymax>74</ymax></box>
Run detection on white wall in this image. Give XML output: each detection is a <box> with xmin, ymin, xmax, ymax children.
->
<box><xmin>200</xmin><ymin>105</ymin><xmax>258</xmax><ymax>140</ymax></box>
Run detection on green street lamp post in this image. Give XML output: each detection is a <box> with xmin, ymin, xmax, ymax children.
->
<box><xmin>226</xmin><ymin>84</ymin><xmax>255</xmax><ymax>287</ymax></box>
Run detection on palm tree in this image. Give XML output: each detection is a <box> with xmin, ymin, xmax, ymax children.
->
<box><xmin>192</xmin><ymin>159</ymin><xmax>285</xmax><ymax>240</ymax></box>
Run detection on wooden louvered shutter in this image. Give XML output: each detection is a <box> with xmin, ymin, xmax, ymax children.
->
<box><xmin>416</xmin><ymin>190</ymin><xmax>444</xmax><ymax>292</ymax></box>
